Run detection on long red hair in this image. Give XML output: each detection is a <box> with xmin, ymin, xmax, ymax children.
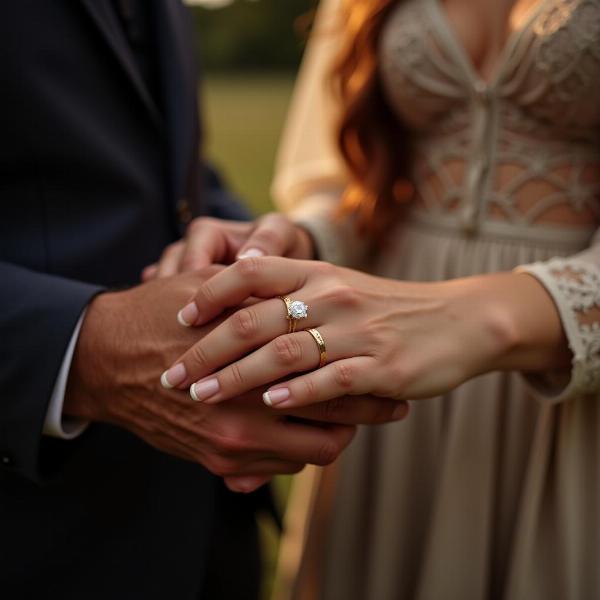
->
<box><xmin>331</xmin><ymin>0</ymin><xmax>413</xmax><ymax>233</ymax></box>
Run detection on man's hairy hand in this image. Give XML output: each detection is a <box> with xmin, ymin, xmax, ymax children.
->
<box><xmin>64</xmin><ymin>271</ymin><xmax>407</xmax><ymax>490</ymax></box>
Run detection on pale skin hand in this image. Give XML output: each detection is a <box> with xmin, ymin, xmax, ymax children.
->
<box><xmin>160</xmin><ymin>256</ymin><xmax>572</xmax><ymax>409</ymax></box>
<box><xmin>64</xmin><ymin>270</ymin><xmax>408</xmax><ymax>492</ymax></box>
<box><xmin>141</xmin><ymin>213</ymin><xmax>315</xmax><ymax>281</ymax></box>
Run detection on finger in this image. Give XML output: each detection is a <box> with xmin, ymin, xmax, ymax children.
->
<box><xmin>288</xmin><ymin>396</ymin><xmax>410</xmax><ymax>426</ymax></box>
<box><xmin>263</xmin><ymin>357</ymin><xmax>380</xmax><ymax>409</ymax></box>
<box><xmin>177</xmin><ymin>256</ymin><xmax>311</xmax><ymax>327</ymax></box>
<box><xmin>156</xmin><ymin>242</ymin><xmax>185</xmax><ymax>278</ymax></box>
<box><xmin>179</xmin><ymin>219</ymin><xmax>227</xmax><ymax>272</ymax></box>
<box><xmin>162</xmin><ymin>298</ymin><xmax>321</xmax><ymax>390</ymax></box>
<box><xmin>265</xmin><ymin>420</ymin><xmax>355</xmax><ymax>466</ymax></box>
<box><xmin>236</xmin><ymin>213</ymin><xmax>298</xmax><ymax>260</ymax></box>
<box><xmin>223</xmin><ymin>458</ymin><xmax>304</xmax><ymax>478</ymax></box>
<box><xmin>224</xmin><ymin>475</ymin><xmax>272</xmax><ymax>493</ymax></box>
<box><xmin>184</xmin><ymin>327</ymin><xmax>351</xmax><ymax>404</ymax></box>
<box><xmin>141</xmin><ymin>263</ymin><xmax>159</xmax><ymax>282</ymax></box>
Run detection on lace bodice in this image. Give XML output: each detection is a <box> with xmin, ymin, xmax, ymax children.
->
<box><xmin>380</xmin><ymin>0</ymin><xmax>600</xmax><ymax>241</ymax></box>
<box><xmin>272</xmin><ymin>0</ymin><xmax>600</xmax><ymax>401</ymax></box>
<box><xmin>374</xmin><ymin>0</ymin><xmax>600</xmax><ymax>401</ymax></box>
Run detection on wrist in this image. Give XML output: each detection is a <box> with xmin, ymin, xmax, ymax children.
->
<box><xmin>63</xmin><ymin>291</ymin><xmax>121</xmax><ymax>422</ymax></box>
<box><xmin>445</xmin><ymin>272</ymin><xmax>571</xmax><ymax>374</ymax></box>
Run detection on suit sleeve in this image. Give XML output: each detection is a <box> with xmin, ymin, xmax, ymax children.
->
<box><xmin>201</xmin><ymin>162</ymin><xmax>253</xmax><ymax>221</ymax></box>
<box><xmin>0</xmin><ymin>261</ymin><xmax>103</xmax><ymax>482</ymax></box>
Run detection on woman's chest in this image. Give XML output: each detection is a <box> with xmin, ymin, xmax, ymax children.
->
<box><xmin>379</xmin><ymin>0</ymin><xmax>600</xmax><ymax>132</ymax></box>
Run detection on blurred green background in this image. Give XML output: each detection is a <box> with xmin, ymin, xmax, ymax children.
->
<box><xmin>191</xmin><ymin>0</ymin><xmax>317</xmax><ymax>215</ymax></box>
<box><xmin>188</xmin><ymin>1</ymin><xmax>317</xmax><ymax>597</ymax></box>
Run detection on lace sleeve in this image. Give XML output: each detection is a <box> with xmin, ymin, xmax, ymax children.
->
<box><xmin>516</xmin><ymin>229</ymin><xmax>600</xmax><ymax>402</ymax></box>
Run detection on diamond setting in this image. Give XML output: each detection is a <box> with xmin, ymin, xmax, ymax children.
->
<box><xmin>288</xmin><ymin>300</ymin><xmax>308</xmax><ymax>319</ymax></box>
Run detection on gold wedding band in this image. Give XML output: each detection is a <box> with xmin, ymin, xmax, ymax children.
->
<box><xmin>305</xmin><ymin>328</ymin><xmax>327</xmax><ymax>368</ymax></box>
<box><xmin>279</xmin><ymin>296</ymin><xmax>309</xmax><ymax>334</ymax></box>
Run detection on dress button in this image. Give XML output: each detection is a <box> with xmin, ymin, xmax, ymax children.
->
<box><xmin>177</xmin><ymin>197</ymin><xmax>193</xmax><ymax>225</ymax></box>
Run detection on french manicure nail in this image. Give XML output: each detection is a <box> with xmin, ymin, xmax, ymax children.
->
<box><xmin>177</xmin><ymin>302</ymin><xmax>199</xmax><ymax>327</ymax></box>
<box><xmin>237</xmin><ymin>248</ymin><xmax>265</xmax><ymax>260</ymax></box>
<box><xmin>190</xmin><ymin>378</ymin><xmax>220</xmax><ymax>402</ymax></box>
<box><xmin>263</xmin><ymin>388</ymin><xmax>290</xmax><ymax>407</ymax></box>
<box><xmin>392</xmin><ymin>403</ymin><xmax>409</xmax><ymax>421</ymax></box>
<box><xmin>160</xmin><ymin>363</ymin><xmax>187</xmax><ymax>389</ymax></box>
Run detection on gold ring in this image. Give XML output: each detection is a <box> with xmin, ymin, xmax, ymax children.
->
<box><xmin>279</xmin><ymin>296</ymin><xmax>309</xmax><ymax>334</ymax></box>
<box><xmin>305</xmin><ymin>328</ymin><xmax>327</xmax><ymax>368</ymax></box>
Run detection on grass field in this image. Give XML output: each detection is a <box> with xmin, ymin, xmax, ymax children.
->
<box><xmin>203</xmin><ymin>73</ymin><xmax>296</xmax><ymax>216</ymax></box>
<box><xmin>203</xmin><ymin>73</ymin><xmax>298</xmax><ymax>600</ymax></box>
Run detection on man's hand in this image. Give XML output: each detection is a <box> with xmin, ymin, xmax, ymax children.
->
<box><xmin>141</xmin><ymin>213</ymin><xmax>315</xmax><ymax>281</ymax></box>
<box><xmin>64</xmin><ymin>272</ymin><xmax>408</xmax><ymax>489</ymax></box>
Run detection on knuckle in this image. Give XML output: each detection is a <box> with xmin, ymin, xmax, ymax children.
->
<box><xmin>236</xmin><ymin>255</ymin><xmax>263</xmax><ymax>278</ymax></box>
<box><xmin>314</xmin><ymin>440</ymin><xmax>340</xmax><ymax>466</ymax></box>
<box><xmin>196</xmin><ymin>281</ymin><xmax>218</xmax><ymax>306</ymax></box>
<box><xmin>231</xmin><ymin>308</ymin><xmax>260</xmax><ymax>340</ymax></box>
<box><xmin>333</xmin><ymin>362</ymin><xmax>356</xmax><ymax>390</ymax></box>
<box><xmin>227</xmin><ymin>361</ymin><xmax>246</xmax><ymax>388</ymax></box>
<box><xmin>299</xmin><ymin>375</ymin><xmax>318</xmax><ymax>401</ymax></box>
<box><xmin>273</xmin><ymin>335</ymin><xmax>303</xmax><ymax>366</ymax></box>
<box><xmin>325</xmin><ymin>284</ymin><xmax>360</xmax><ymax>308</ymax></box>
<box><xmin>189</xmin><ymin>343</ymin><xmax>211</xmax><ymax>370</ymax></box>
<box><xmin>212</xmin><ymin>425</ymin><xmax>250</xmax><ymax>456</ymax></box>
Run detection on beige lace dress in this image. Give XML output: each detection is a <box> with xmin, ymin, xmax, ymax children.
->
<box><xmin>272</xmin><ymin>0</ymin><xmax>600</xmax><ymax>598</ymax></box>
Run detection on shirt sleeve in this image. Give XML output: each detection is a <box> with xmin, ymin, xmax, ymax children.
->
<box><xmin>516</xmin><ymin>228</ymin><xmax>600</xmax><ymax>403</ymax></box>
<box><xmin>44</xmin><ymin>311</ymin><xmax>90</xmax><ymax>439</ymax></box>
<box><xmin>271</xmin><ymin>0</ymin><xmax>372</xmax><ymax>268</ymax></box>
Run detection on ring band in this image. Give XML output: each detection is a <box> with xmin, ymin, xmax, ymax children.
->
<box><xmin>305</xmin><ymin>328</ymin><xmax>327</xmax><ymax>368</ymax></box>
<box><xmin>279</xmin><ymin>296</ymin><xmax>309</xmax><ymax>334</ymax></box>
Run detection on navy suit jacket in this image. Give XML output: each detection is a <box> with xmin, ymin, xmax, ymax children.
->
<box><xmin>0</xmin><ymin>2</ymin><xmax>258</xmax><ymax>598</ymax></box>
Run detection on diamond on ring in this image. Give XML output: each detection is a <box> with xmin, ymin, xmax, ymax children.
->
<box><xmin>289</xmin><ymin>300</ymin><xmax>308</xmax><ymax>319</ymax></box>
<box><xmin>280</xmin><ymin>296</ymin><xmax>309</xmax><ymax>333</ymax></box>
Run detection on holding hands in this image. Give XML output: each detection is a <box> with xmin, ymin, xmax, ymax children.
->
<box><xmin>142</xmin><ymin>213</ymin><xmax>315</xmax><ymax>280</ymax></box>
<box><xmin>161</xmin><ymin>255</ymin><xmax>537</xmax><ymax>410</ymax></box>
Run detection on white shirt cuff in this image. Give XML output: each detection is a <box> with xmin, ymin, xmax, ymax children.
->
<box><xmin>44</xmin><ymin>311</ymin><xmax>90</xmax><ymax>439</ymax></box>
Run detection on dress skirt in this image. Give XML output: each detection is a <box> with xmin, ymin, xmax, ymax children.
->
<box><xmin>280</xmin><ymin>216</ymin><xmax>600</xmax><ymax>600</ymax></box>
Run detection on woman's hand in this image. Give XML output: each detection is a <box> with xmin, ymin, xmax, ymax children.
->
<box><xmin>141</xmin><ymin>213</ymin><xmax>315</xmax><ymax>281</ymax></box>
<box><xmin>157</xmin><ymin>256</ymin><xmax>571</xmax><ymax>408</ymax></box>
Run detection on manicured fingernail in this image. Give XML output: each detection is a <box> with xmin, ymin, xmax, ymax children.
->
<box><xmin>237</xmin><ymin>248</ymin><xmax>265</xmax><ymax>260</ymax></box>
<box><xmin>160</xmin><ymin>363</ymin><xmax>187</xmax><ymax>389</ymax></box>
<box><xmin>177</xmin><ymin>302</ymin><xmax>199</xmax><ymax>327</ymax></box>
<box><xmin>190</xmin><ymin>378</ymin><xmax>220</xmax><ymax>402</ymax></box>
<box><xmin>392</xmin><ymin>403</ymin><xmax>409</xmax><ymax>421</ymax></box>
<box><xmin>263</xmin><ymin>388</ymin><xmax>290</xmax><ymax>407</ymax></box>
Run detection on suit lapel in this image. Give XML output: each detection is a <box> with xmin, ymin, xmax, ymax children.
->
<box><xmin>80</xmin><ymin>0</ymin><xmax>163</xmax><ymax>127</ymax></box>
